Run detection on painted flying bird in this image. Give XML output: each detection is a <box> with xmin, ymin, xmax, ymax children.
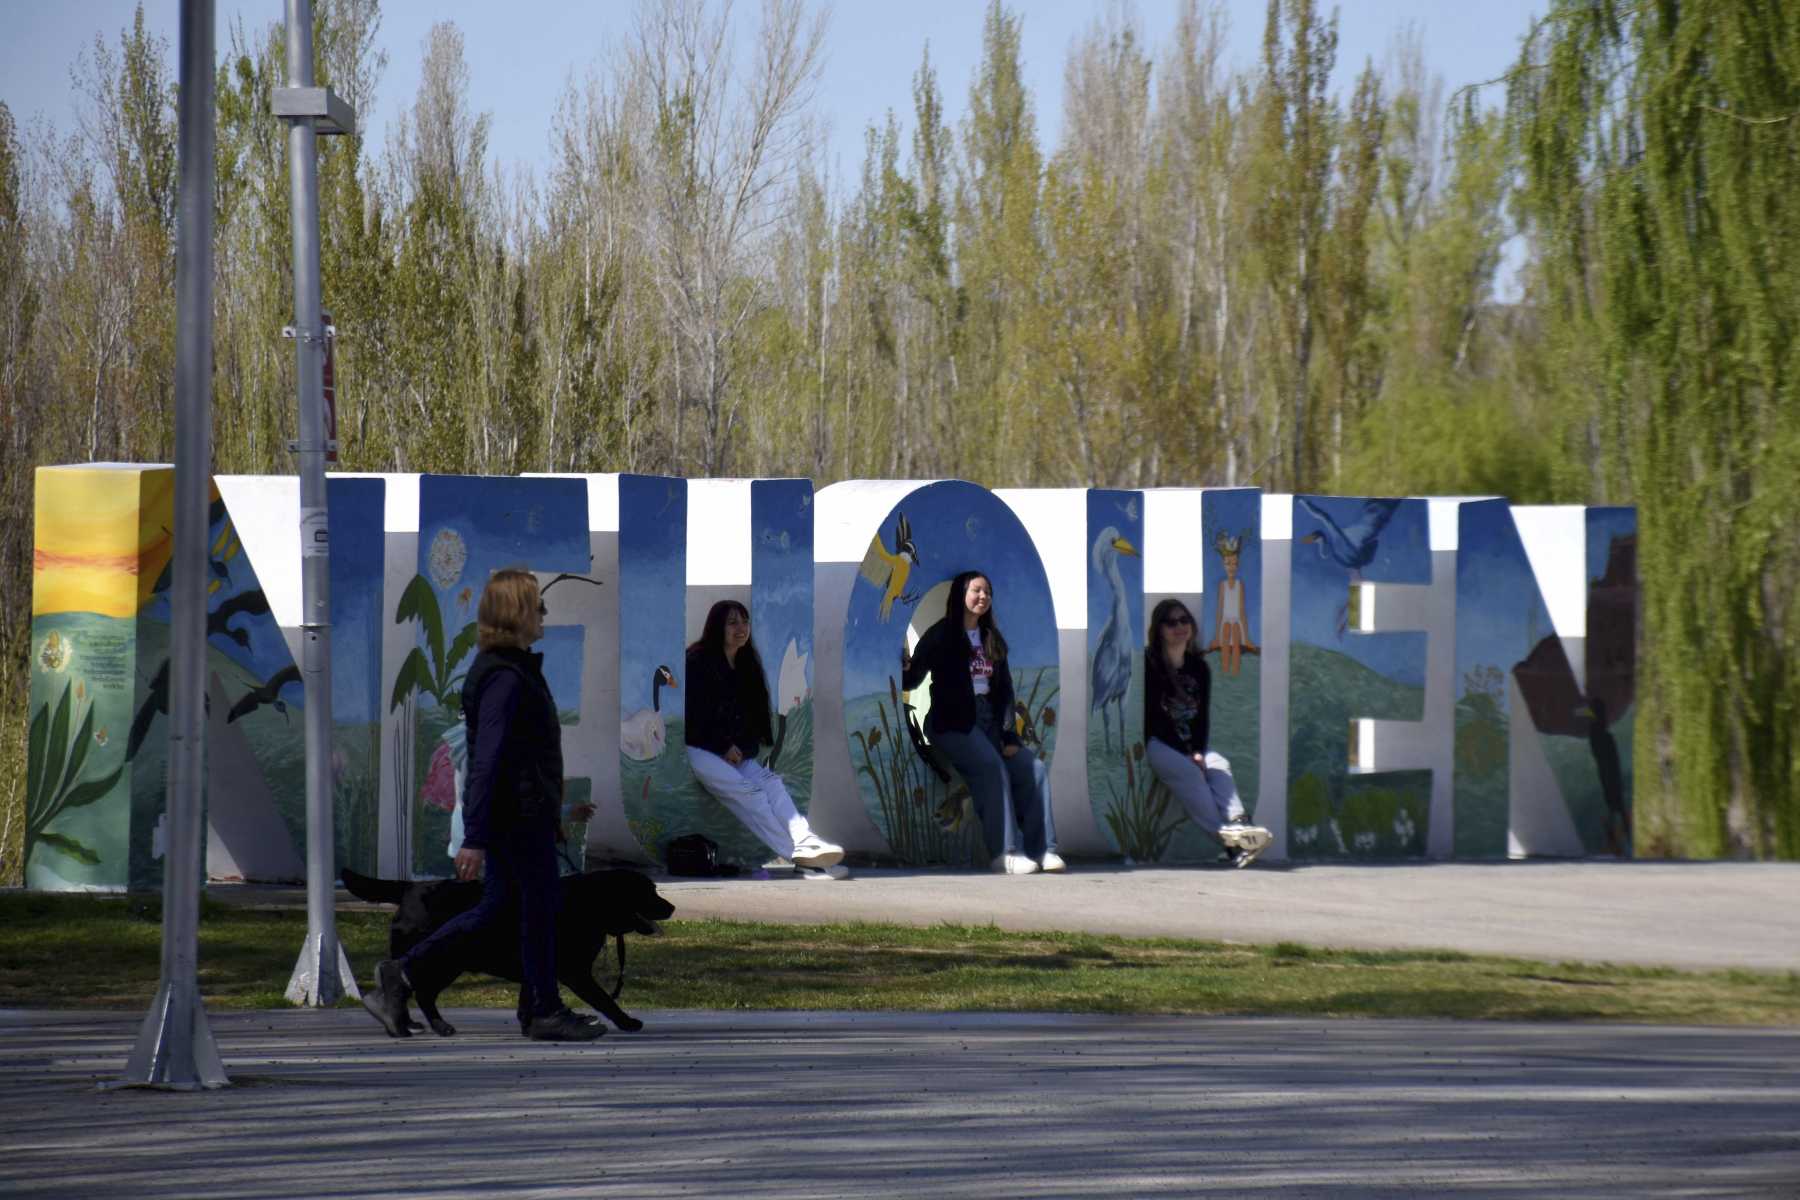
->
<box><xmin>228</xmin><ymin>663</ymin><xmax>303</xmax><ymax>723</ymax></box>
<box><xmin>208</xmin><ymin>587</ymin><xmax>272</xmax><ymax>650</ymax></box>
<box><xmin>1297</xmin><ymin>498</ymin><xmax>1403</xmax><ymax>636</ymax></box>
<box><xmin>126</xmin><ymin>657</ymin><xmax>211</xmax><ymax>760</ymax></box>
<box><xmin>859</xmin><ymin>512</ymin><xmax>920</xmax><ymax>621</ymax></box>
<box><xmin>1296</xmin><ymin>498</ymin><xmax>1403</xmax><ymax>580</ymax></box>
<box><xmin>1088</xmin><ymin>525</ymin><xmax>1140</xmax><ymax>754</ymax></box>
<box><xmin>621</xmin><ymin>665</ymin><xmax>677</xmax><ymax>761</ymax></box>
<box><xmin>127</xmin><ymin>659</ymin><xmax>172</xmax><ymax>761</ymax></box>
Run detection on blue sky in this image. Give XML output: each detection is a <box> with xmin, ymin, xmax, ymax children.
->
<box><xmin>6</xmin><ymin>1</ymin><xmax>1540</xmax><ymax>195</ymax></box>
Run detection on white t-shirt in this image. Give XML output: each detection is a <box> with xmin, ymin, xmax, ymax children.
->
<box><xmin>967</xmin><ymin>628</ymin><xmax>994</xmax><ymax>696</ymax></box>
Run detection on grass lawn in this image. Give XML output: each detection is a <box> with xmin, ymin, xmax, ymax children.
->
<box><xmin>1</xmin><ymin>892</ymin><xmax>1796</xmax><ymax>1024</ymax></box>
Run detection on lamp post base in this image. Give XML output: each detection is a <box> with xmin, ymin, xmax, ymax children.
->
<box><xmin>285</xmin><ymin>932</ymin><xmax>362</xmax><ymax>1007</ymax></box>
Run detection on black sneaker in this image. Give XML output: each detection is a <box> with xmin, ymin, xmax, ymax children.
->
<box><xmin>525</xmin><ymin>1008</ymin><xmax>607</xmax><ymax>1042</ymax></box>
<box><xmin>361</xmin><ymin>959</ymin><xmax>414</xmax><ymax>1038</ymax></box>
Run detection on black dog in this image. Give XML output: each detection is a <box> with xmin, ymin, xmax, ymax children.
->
<box><xmin>341</xmin><ymin>867</ymin><xmax>675</xmax><ymax>1037</ymax></box>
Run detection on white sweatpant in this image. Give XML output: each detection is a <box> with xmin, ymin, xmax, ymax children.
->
<box><xmin>686</xmin><ymin>746</ymin><xmax>816</xmax><ymax>859</ymax></box>
<box><xmin>1145</xmin><ymin>738</ymin><xmax>1246</xmax><ymax>839</ymax></box>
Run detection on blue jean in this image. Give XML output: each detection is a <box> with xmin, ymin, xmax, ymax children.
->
<box><xmin>931</xmin><ymin>696</ymin><xmax>1055</xmax><ymax>859</ymax></box>
<box><xmin>402</xmin><ymin>815</ymin><xmax>562</xmax><ymax>1020</ymax></box>
<box><xmin>1145</xmin><ymin>738</ymin><xmax>1245</xmax><ymax>842</ymax></box>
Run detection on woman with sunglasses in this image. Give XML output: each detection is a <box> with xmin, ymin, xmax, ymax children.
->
<box><xmin>365</xmin><ymin>569</ymin><xmax>602</xmax><ymax>1040</ymax></box>
<box><xmin>903</xmin><ymin>570</ymin><xmax>1058</xmax><ymax>874</ymax></box>
<box><xmin>1145</xmin><ymin>598</ymin><xmax>1273</xmax><ymax>867</ymax></box>
<box><xmin>686</xmin><ymin>600</ymin><xmax>847</xmax><ymax>879</ymax></box>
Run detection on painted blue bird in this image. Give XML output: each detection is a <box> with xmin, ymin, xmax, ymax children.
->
<box><xmin>1089</xmin><ymin>525</ymin><xmax>1140</xmax><ymax>754</ymax></box>
<box><xmin>1297</xmin><ymin>498</ymin><xmax>1403</xmax><ymax>636</ymax></box>
<box><xmin>1296</xmin><ymin>498</ymin><xmax>1402</xmax><ymax>581</ymax></box>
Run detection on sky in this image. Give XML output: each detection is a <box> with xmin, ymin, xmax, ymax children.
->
<box><xmin>5</xmin><ymin>1</ymin><xmax>1541</xmax><ymax>187</ymax></box>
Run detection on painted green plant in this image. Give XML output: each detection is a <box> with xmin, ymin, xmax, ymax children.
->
<box><xmin>1009</xmin><ymin>666</ymin><xmax>1060</xmax><ymax>753</ymax></box>
<box><xmin>389</xmin><ymin>573</ymin><xmax>478</xmax><ymax>714</ymax></box>
<box><xmin>26</xmin><ymin>680</ymin><xmax>124</xmax><ymax>867</ymax></box>
<box><xmin>1102</xmin><ymin>741</ymin><xmax>1187</xmax><ymax>862</ymax></box>
<box><xmin>853</xmin><ymin>676</ymin><xmax>982</xmax><ymax>866</ymax></box>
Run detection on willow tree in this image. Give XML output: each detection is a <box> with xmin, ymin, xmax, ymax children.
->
<box><xmin>1510</xmin><ymin>0</ymin><xmax>1800</xmax><ymax>857</ymax></box>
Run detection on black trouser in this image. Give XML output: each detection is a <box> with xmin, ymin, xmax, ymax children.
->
<box><xmin>403</xmin><ymin>814</ymin><xmax>562</xmax><ymax>1019</ymax></box>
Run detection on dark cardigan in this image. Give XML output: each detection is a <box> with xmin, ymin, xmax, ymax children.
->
<box><xmin>902</xmin><ymin>617</ymin><xmax>1020</xmax><ymax>747</ymax></box>
<box><xmin>1144</xmin><ymin>648</ymin><xmax>1211</xmax><ymax>757</ymax></box>
<box><xmin>684</xmin><ymin>646</ymin><xmax>771</xmax><ymax>758</ymax></box>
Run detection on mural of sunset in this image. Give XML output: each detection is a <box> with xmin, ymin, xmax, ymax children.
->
<box><xmin>32</xmin><ymin>465</ymin><xmax>175</xmax><ymax>619</ymax></box>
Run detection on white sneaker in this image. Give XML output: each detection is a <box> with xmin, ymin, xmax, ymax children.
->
<box><xmin>991</xmin><ymin>853</ymin><xmax>1040</xmax><ymax>875</ymax></box>
<box><xmin>794</xmin><ymin>864</ymin><xmax>849</xmax><ymax>881</ymax></box>
<box><xmin>791</xmin><ymin>837</ymin><xmax>845</xmax><ymax>869</ymax></box>
<box><xmin>1038</xmin><ymin>851</ymin><xmax>1067</xmax><ymax>873</ymax></box>
<box><xmin>1219</xmin><ymin>823</ymin><xmax>1273</xmax><ymax>868</ymax></box>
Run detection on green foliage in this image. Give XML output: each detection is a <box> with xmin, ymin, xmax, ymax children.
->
<box><xmin>1510</xmin><ymin>0</ymin><xmax>1800</xmax><ymax>857</ymax></box>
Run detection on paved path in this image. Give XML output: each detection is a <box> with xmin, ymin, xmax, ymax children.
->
<box><xmin>652</xmin><ymin>860</ymin><xmax>1800</xmax><ymax>972</ymax></box>
<box><xmin>4</xmin><ymin>1008</ymin><xmax>1798</xmax><ymax>1198</ymax></box>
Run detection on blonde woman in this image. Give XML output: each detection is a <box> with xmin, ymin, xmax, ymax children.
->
<box><xmin>365</xmin><ymin>569</ymin><xmax>602</xmax><ymax>1041</ymax></box>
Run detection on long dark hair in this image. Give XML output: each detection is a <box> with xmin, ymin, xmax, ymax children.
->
<box><xmin>687</xmin><ymin>599</ymin><xmax>773</xmax><ymax>742</ymax></box>
<box><xmin>1145</xmin><ymin>597</ymin><xmax>1202</xmax><ymax>694</ymax></box>
<box><xmin>945</xmin><ymin>570</ymin><xmax>1008</xmax><ymax>662</ymax></box>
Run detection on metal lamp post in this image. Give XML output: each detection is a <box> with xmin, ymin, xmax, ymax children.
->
<box><xmin>274</xmin><ymin>0</ymin><xmax>359</xmax><ymax>1007</ymax></box>
<box><xmin>120</xmin><ymin>0</ymin><xmax>227</xmax><ymax>1089</ymax></box>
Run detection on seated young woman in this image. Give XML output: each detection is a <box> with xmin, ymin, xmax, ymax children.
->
<box><xmin>903</xmin><ymin>570</ymin><xmax>1060</xmax><ymax>875</ymax></box>
<box><xmin>1144</xmin><ymin>598</ymin><xmax>1273</xmax><ymax>867</ymax></box>
<box><xmin>685</xmin><ymin>600</ymin><xmax>847</xmax><ymax>879</ymax></box>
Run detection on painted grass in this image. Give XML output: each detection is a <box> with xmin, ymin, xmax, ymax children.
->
<box><xmin>1</xmin><ymin>893</ymin><xmax>1796</xmax><ymax>1025</ymax></box>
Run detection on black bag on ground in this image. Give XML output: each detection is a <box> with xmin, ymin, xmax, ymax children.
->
<box><xmin>664</xmin><ymin>833</ymin><xmax>740</xmax><ymax>878</ymax></box>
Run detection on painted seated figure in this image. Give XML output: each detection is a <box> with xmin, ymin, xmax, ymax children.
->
<box><xmin>684</xmin><ymin>600</ymin><xmax>847</xmax><ymax>880</ymax></box>
<box><xmin>903</xmin><ymin>570</ymin><xmax>1060</xmax><ymax>875</ymax></box>
<box><xmin>1143</xmin><ymin>598</ymin><xmax>1272</xmax><ymax>867</ymax></box>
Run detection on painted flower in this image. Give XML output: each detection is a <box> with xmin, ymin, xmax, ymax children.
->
<box><xmin>427</xmin><ymin>528</ymin><xmax>468</xmax><ymax>591</ymax></box>
<box><xmin>912</xmin><ymin>787</ymin><xmax>928</xmax><ymax>808</ymax></box>
<box><xmin>1354</xmin><ymin>830</ymin><xmax>1377</xmax><ymax>853</ymax></box>
<box><xmin>1393</xmin><ymin>808</ymin><xmax>1417</xmax><ymax>843</ymax></box>
<box><xmin>93</xmin><ymin>726</ymin><xmax>109</xmax><ymax>748</ymax></box>
<box><xmin>421</xmin><ymin>740</ymin><xmax>457</xmax><ymax>812</ymax></box>
<box><xmin>1040</xmin><ymin>706</ymin><xmax>1056</xmax><ymax>728</ymax></box>
<box><xmin>38</xmin><ymin>632</ymin><xmax>71</xmax><ymax>673</ymax></box>
<box><xmin>457</xmin><ymin>586</ymin><xmax>473</xmax><ymax>611</ymax></box>
<box><xmin>867</xmin><ymin>726</ymin><xmax>882</xmax><ymax>748</ymax></box>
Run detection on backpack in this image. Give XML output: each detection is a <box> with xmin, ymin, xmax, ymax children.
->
<box><xmin>664</xmin><ymin>833</ymin><xmax>740</xmax><ymax>878</ymax></box>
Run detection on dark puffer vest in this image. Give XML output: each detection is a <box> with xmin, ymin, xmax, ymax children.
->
<box><xmin>459</xmin><ymin>646</ymin><xmax>564</xmax><ymax>847</ymax></box>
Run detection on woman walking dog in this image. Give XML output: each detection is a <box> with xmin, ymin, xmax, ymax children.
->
<box><xmin>363</xmin><ymin>568</ymin><xmax>603</xmax><ymax>1041</ymax></box>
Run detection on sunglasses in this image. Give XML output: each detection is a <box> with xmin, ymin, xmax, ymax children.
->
<box><xmin>1161</xmin><ymin>614</ymin><xmax>1193</xmax><ymax>627</ymax></box>
<box><xmin>537</xmin><ymin>603</ymin><xmax>548</xmax><ymax>617</ymax></box>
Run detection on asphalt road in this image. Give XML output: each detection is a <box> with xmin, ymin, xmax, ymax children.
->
<box><xmin>4</xmin><ymin>1008</ymin><xmax>1798</xmax><ymax>1198</ymax></box>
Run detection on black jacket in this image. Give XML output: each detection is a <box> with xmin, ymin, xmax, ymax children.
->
<box><xmin>1144</xmin><ymin>649</ymin><xmax>1210</xmax><ymax>757</ymax></box>
<box><xmin>902</xmin><ymin>617</ymin><xmax>1020</xmax><ymax>746</ymax></box>
<box><xmin>459</xmin><ymin>647</ymin><xmax>564</xmax><ymax>849</ymax></box>
<box><xmin>684</xmin><ymin>647</ymin><xmax>771</xmax><ymax>758</ymax></box>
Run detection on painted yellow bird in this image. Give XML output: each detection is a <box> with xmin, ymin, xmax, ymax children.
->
<box><xmin>859</xmin><ymin>512</ymin><xmax>919</xmax><ymax>621</ymax></box>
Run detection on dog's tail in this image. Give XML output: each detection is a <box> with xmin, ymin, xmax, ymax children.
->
<box><xmin>340</xmin><ymin>867</ymin><xmax>409</xmax><ymax>906</ymax></box>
